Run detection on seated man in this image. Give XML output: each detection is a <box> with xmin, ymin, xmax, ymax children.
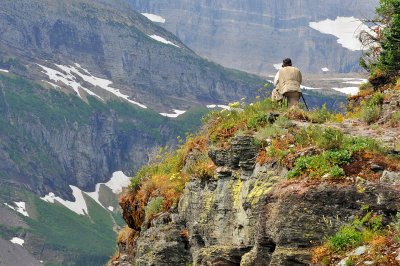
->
<box><xmin>272</xmin><ymin>58</ymin><xmax>302</xmax><ymax>107</ymax></box>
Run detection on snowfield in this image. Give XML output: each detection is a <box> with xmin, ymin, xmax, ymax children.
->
<box><xmin>41</xmin><ymin>171</ymin><xmax>130</xmax><ymax>215</ymax></box>
<box><xmin>273</xmin><ymin>63</ymin><xmax>282</xmax><ymax>70</ymax></box>
<box><xmin>38</xmin><ymin>64</ymin><xmax>147</xmax><ymax>108</ymax></box>
<box><xmin>309</xmin><ymin>16</ymin><xmax>372</xmax><ymax>51</ymax></box>
<box><xmin>10</xmin><ymin>237</ymin><xmax>24</xmax><ymax>246</ymax></box>
<box><xmin>332</xmin><ymin>87</ymin><xmax>359</xmax><ymax>96</ymax></box>
<box><xmin>207</xmin><ymin>104</ymin><xmax>230</xmax><ymax>110</ymax></box>
<box><xmin>0</xmin><ymin>69</ymin><xmax>9</xmax><ymax>73</ymax></box>
<box><xmin>148</xmin><ymin>34</ymin><xmax>180</xmax><ymax>48</ymax></box>
<box><xmin>4</xmin><ymin>201</ymin><xmax>29</xmax><ymax>217</ymax></box>
<box><xmin>160</xmin><ymin>109</ymin><xmax>186</xmax><ymax>118</ymax></box>
<box><xmin>141</xmin><ymin>13</ymin><xmax>166</xmax><ymax>23</ymax></box>
<box><xmin>41</xmin><ymin>186</ymin><xmax>88</xmax><ymax>216</ymax></box>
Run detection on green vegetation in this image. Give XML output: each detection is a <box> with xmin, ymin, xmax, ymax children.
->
<box><xmin>311</xmin><ymin>209</ymin><xmax>399</xmax><ymax>265</ymax></box>
<box><xmin>28</xmin><ymin>195</ymin><xmax>116</xmax><ymax>261</ymax></box>
<box><xmin>0</xmin><ymin>185</ymin><xmax>117</xmax><ymax>265</ymax></box>
<box><xmin>0</xmin><ymin>225</ymin><xmax>26</xmax><ymax>239</ymax></box>
<box><xmin>347</xmin><ymin>91</ymin><xmax>385</xmax><ymax>124</ymax></box>
<box><xmin>389</xmin><ymin>111</ymin><xmax>400</xmax><ymax>126</ymax></box>
<box><xmin>144</xmin><ymin>197</ymin><xmax>164</xmax><ymax>222</ymax></box>
<box><xmin>375</xmin><ymin>0</ymin><xmax>400</xmax><ymax>75</ymax></box>
<box><xmin>361</xmin><ymin>92</ymin><xmax>384</xmax><ymax>124</ymax></box>
<box><xmin>328</xmin><ymin>211</ymin><xmax>383</xmax><ymax>252</ymax></box>
<box><xmin>288</xmin><ymin>149</ymin><xmax>351</xmax><ymax>179</ymax></box>
<box><xmin>360</xmin><ymin>0</ymin><xmax>400</xmax><ymax>87</ymax></box>
<box><xmin>287</xmin><ymin>126</ymin><xmax>385</xmax><ymax>179</ymax></box>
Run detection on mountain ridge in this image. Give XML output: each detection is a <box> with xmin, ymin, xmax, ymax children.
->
<box><xmin>128</xmin><ymin>0</ymin><xmax>379</xmax><ymax>74</ymax></box>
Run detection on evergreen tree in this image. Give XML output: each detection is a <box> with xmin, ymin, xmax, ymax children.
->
<box><xmin>360</xmin><ymin>0</ymin><xmax>400</xmax><ymax>79</ymax></box>
<box><xmin>377</xmin><ymin>0</ymin><xmax>400</xmax><ymax>74</ymax></box>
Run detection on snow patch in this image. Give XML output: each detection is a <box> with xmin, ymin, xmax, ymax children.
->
<box><xmin>14</xmin><ymin>202</ymin><xmax>29</xmax><ymax>217</ymax></box>
<box><xmin>207</xmin><ymin>104</ymin><xmax>230</xmax><ymax>110</ymax></box>
<box><xmin>309</xmin><ymin>16</ymin><xmax>372</xmax><ymax>51</ymax></box>
<box><xmin>41</xmin><ymin>186</ymin><xmax>88</xmax><ymax>216</ymax></box>
<box><xmin>322</xmin><ymin>67</ymin><xmax>329</xmax><ymax>72</ymax></box>
<box><xmin>10</xmin><ymin>237</ymin><xmax>24</xmax><ymax>246</ymax></box>
<box><xmin>85</xmin><ymin>171</ymin><xmax>131</xmax><ymax>208</ymax></box>
<box><xmin>55</xmin><ymin>65</ymin><xmax>147</xmax><ymax>108</ymax></box>
<box><xmin>38</xmin><ymin>64</ymin><xmax>102</xmax><ymax>100</ymax></box>
<box><xmin>0</xmin><ymin>69</ymin><xmax>9</xmax><ymax>73</ymax></box>
<box><xmin>108</xmin><ymin>206</ymin><xmax>114</xmax><ymax>212</ymax></box>
<box><xmin>273</xmin><ymin>64</ymin><xmax>282</xmax><ymax>70</ymax></box>
<box><xmin>4</xmin><ymin>202</ymin><xmax>29</xmax><ymax>217</ymax></box>
<box><xmin>332</xmin><ymin>87</ymin><xmax>359</xmax><ymax>96</ymax></box>
<box><xmin>141</xmin><ymin>13</ymin><xmax>166</xmax><ymax>23</ymax></box>
<box><xmin>104</xmin><ymin>171</ymin><xmax>131</xmax><ymax>194</ymax></box>
<box><xmin>340</xmin><ymin>78</ymin><xmax>368</xmax><ymax>85</ymax></box>
<box><xmin>148</xmin><ymin>34</ymin><xmax>180</xmax><ymax>48</ymax></box>
<box><xmin>160</xmin><ymin>109</ymin><xmax>186</xmax><ymax>118</ymax></box>
<box><xmin>38</xmin><ymin>64</ymin><xmax>147</xmax><ymax>108</ymax></box>
<box><xmin>41</xmin><ymin>171</ymin><xmax>130</xmax><ymax>215</ymax></box>
<box><xmin>301</xmin><ymin>85</ymin><xmax>323</xmax><ymax>90</ymax></box>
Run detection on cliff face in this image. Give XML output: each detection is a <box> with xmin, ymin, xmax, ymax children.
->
<box><xmin>128</xmin><ymin>0</ymin><xmax>378</xmax><ymax>74</ymax></box>
<box><xmin>117</xmin><ymin>135</ymin><xmax>400</xmax><ymax>265</ymax></box>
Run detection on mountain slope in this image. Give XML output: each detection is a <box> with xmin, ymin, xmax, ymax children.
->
<box><xmin>128</xmin><ymin>0</ymin><xmax>378</xmax><ymax>74</ymax></box>
<box><xmin>0</xmin><ymin>0</ymin><xmax>264</xmax><ymax>111</ymax></box>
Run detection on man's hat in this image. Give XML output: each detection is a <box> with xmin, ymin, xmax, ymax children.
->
<box><xmin>282</xmin><ymin>58</ymin><xmax>292</xmax><ymax>67</ymax></box>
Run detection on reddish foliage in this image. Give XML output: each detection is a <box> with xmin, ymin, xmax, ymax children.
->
<box><xmin>343</xmin><ymin>151</ymin><xmax>400</xmax><ymax>182</ymax></box>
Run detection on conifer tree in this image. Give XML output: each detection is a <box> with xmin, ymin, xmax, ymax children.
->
<box><xmin>377</xmin><ymin>0</ymin><xmax>400</xmax><ymax>74</ymax></box>
<box><xmin>360</xmin><ymin>0</ymin><xmax>400</xmax><ymax>80</ymax></box>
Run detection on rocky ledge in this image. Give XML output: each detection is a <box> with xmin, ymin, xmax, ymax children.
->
<box><xmin>112</xmin><ymin>135</ymin><xmax>400</xmax><ymax>266</ymax></box>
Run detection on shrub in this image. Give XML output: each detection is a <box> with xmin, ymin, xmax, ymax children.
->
<box><xmin>254</xmin><ymin>125</ymin><xmax>286</xmax><ymax>141</ymax></box>
<box><xmin>288</xmin><ymin>150</ymin><xmax>351</xmax><ymax>179</ymax></box>
<box><xmin>343</xmin><ymin>136</ymin><xmax>383</xmax><ymax>153</ymax></box>
<box><xmin>390</xmin><ymin>111</ymin><xmax>400</xmax><ymax>126</ymax></box>
<box><xmin>307</xmin><ymin>104</ymin><xmax>333</xmax><ymax>124</ymax></box>
<box><xmin>369</xmin><ymin>92</ymin><xmax>385</xmax><ymax>106</ymax></box>
<box><xmin>360</xmin><ymin>93</ymin><xmax>384</xmax><ymax>124</ymax></box>
<box><xmin>328</xmin><ymin>211</ymin><xmax>383</xmax><ymax>252</ymax></box>
<box><xmin>274</xmin><ymin>115</ymin><xmax>293</xmax><ymax>128</ymax></box>
<box><xmin>184</xmin><ymin>153</ymin><xmax>216</xmax><ymax>180</ymax></box>
<box><xmin>247</xmin><ymin>113</ymin><xmax>269</xmax><ymax>129</ymax></box>
<box><xmin>361</xmin><ymin>104</ymin><xmax>381</xmax><ymax>124</ymax></box>
<box><xmin>314</xmin><ymin>127</ymin><xmax>344</xmax><ymax>150</ymax></box>
<box><xmin>144</xmin><ymin>197</ymin><xmax>164</xmax><ymax>222</ymax></box>
<box><xmin>329</xmin><ymin>165</ymin><xmax>345</xmax><ymax>179</ymax></box>
<box><xmin>329</xmin><ymin>224</ymin><xmax>364</xmax><ymax>251</ymax></box>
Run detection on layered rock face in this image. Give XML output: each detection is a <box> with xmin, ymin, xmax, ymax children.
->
<box><xmin>128</xmin><ymin>0</ymin><xmax>378</xmax><ymax>74</ymax></box>
<box><xmin>117</xmin><ymin>135</ymin><xmax>400</xmax><ymax>265</ymax></box>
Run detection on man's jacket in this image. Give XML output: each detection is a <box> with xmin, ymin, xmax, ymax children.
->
<box><xmin>274</xmin><ymin>66</ymin><xmax>302</xmax><ymax>95</ymax></box>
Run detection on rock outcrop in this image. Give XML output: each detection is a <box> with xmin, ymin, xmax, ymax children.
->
<box><xmin>116</xmin><ymin>135</ymin><xmax>400</xmax><ymax>265</ymax></box>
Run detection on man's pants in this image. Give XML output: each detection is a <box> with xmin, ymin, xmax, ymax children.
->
<box><xmin>284</xmin><ymin>91</ymin><xmax>300</xmax><ymax>108</ymax></box>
